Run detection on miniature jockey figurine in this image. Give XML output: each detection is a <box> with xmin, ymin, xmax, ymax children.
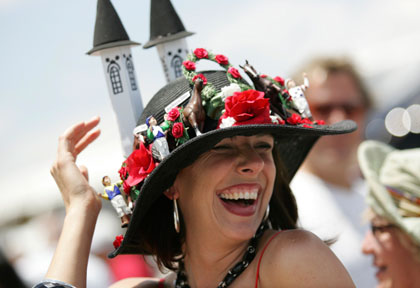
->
<box><xmin>133</xmin><ymin>124</ymin><xmax>149</xmax><ymax>150</ymax></box>
<box><xmin>99</xmin><ymin>176</ymin><xmax>132</xmax><ymax>228</ymax></box>
<box><xmin>146</xmin><ymin>116</ymin><xmax>170</xmax><ymax>161</ymax></box>
<box><xmin>286</xmin><ymin>73</ymin><xmax>313</xmax><ymax>120</ymax></box>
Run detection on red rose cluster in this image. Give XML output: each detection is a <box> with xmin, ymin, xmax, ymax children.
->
<box><xmin>228</xmin><ymin>67</ymin><xmax>242</xmax><ymax>79</ymax></box>
<box><xmin>286</xmin><ymin>113</ymin><xmax>325</xmax><ymax>128</ymax></box>
<box><xmin>194</xmin><ymin>48</ymin><xmax>208</xmax><ymax>59</ymax></box>
<box><xmin>183</xmin><ymin>60</ymin><xmax>196</xmax><ymax>71</ymax></box>
<box><xmin>215</xmin><ymin>54</ymin><xmax>229</xmax><ymax>65</ymax></box>
<box><xmin>167</xmin><ymin>107</ymin><xmax>180</xmax><ymax>122</ymax></box>
<box><xmin>113</xmin><ymin>234</ymin><xmax>124</xmax><ymax>249</ymax></box>
<box><xmin>124</xmin><ymin>142</ymin><xmax>156</xmax><ymax>187</ymax></box>
<box><xmin>219</xmin><ymin>89</ymin><xmax>271</xmax><ymax>127</ymax></box>
<box><xmin>192</xmin><ymin>73</ymin><xmax>208</xmax><ymax>85</ymax></box>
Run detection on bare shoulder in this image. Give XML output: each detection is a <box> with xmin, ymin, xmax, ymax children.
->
<box><xmin>258</xmin><ymin>229</ymin><xmax>355</xmax><ymax>287</ymax></box>
<box><xmin>109</xmin><ymin>275</ymin><xmax>172</xmax><ymax>288</ymax></box>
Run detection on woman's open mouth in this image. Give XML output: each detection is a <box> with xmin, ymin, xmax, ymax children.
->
<box><xmin>217</xmin><ymin>185</ymin><xmax>259</xmax><ymax>216</ymax></box>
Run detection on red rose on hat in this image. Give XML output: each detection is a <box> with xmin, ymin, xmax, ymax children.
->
<box><xmin>167</xmin><ymin>107</ymin><xmax>181</xmax><ymax>121</ymax></box>
<box><xmin>300</xmin><ymin>118</ymin><xmax>313</xmax><ymax>124</ymax></box>
<box><xmin>183</xmin><ymin>60</ymin><xmax>196</xmax><ymax>71</ymax></box>
<box><xmin>287</xmin><ymin>113</ymin><xmax>302</xmax><ymax>125</ymax></box>
<box><xmin>122</xmin><ymin>181</ymin><xmax>131</xmax><ymax>194</ymax></box>
<box><xmin>315</xmin><ymin>120</ymin><xmax>326</xmax><ymax>125</ymax></box>
<box><xmin>273</xmin><ymin>76</ymin><xmax>285</xmax><ymax>86</ymax></box>
<box><xmin>172</xmin><ymin>122</ymin><xmax>184</xmax><ymax>139</ymax></box>
<box><xmin>125</xmin><ymin>142</ymin><xmax>156</xmax><ymax>187</ymax></box>
<box><xmin>194</xmin><ymin>48</ymin><xmax>208</xmax><ymax>59</ymax></box>
<box><xmin>228</xmin><ymin>67</ymin><xmax>242</xmax><ymax>79</ymax></box>
<box><xmin>113</xmin><ymin>234</ymin><xmax>124</xmax><ymax>249</ymax></box>
<box><xmin>118</xmin><ymin>162</ymin><xmax>128</xmax><ymax>180</ymax></box>
<box><xmin>219</xmin><ymin>89</ymin><xmax>271</xmax><ymax>127</ymax></box>
<box><xmin>192</xmin><ymin>73</ymin><xmax>208</xmax><ymax>85</ymax></box>
<box><xmin>215</xmin><ymin>54</ymin><xmax>229</xmax><ymax>65</ymax></box>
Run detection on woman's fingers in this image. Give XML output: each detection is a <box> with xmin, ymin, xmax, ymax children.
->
<box><xmin>67</xmin><ymin>116</ymin><xmax>100</xmax><ymax>146</ymax></box>
<box><xmin>51</xmin><ymin>117</ymin><xmax>101</xmax><ymax>209</ymax></box>
<box><xmin>74</xmin><ymin>128</ymin><xmax>101</xmax><ymax>156</ymax></box>
<box><xmin>57</xmin><ymin>117</ymin><xmax>100</xmax><ymax>159</ymax></box>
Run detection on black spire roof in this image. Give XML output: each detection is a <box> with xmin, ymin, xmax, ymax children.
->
<box><xmin>87</xmin><ymin>0</ymin><xmax>140</xmax><ymax>55</ymax></box>
<box><xmin>143</xmin><ymin>0</ymin><xmax>194</xmax><ymax>49</ymax></box>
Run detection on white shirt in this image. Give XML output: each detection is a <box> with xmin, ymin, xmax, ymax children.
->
<box><xmin>291</xmin><ymin>171</ymin><xmax>376</xmax><ymax>288</ymax></box>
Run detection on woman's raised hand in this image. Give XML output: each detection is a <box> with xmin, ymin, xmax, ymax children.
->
<box><xmin>50</xmin><ymin>116</ymin><xmax>102</xmax><ymax>213</ymax></box>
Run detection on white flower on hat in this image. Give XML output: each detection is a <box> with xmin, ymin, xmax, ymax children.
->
<box><xmin>220</xmin><ymin>83</ymin><xmax>241</xmax><ymax>101</ymax></box>
<box><xmin>219</xmin><ymin>116</ymin><xmax>236</xmax><ymax>128</ymax></box>
<box><xmin>270</xmin><ymin>115</ymin><xmax>280</xmax><ymax>124</ymax></box>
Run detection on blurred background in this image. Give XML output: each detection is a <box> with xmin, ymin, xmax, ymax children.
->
<box><xmin>1</xmin><ymin>0</ymin><xmax>419</xmax><ymax>286</ymax></box>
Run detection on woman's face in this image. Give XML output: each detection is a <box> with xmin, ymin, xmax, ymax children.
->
<box><xmin>362</xmin><ymin>214</ymin><xmax>420</xmax><ymax>288</ymax></box>
<box><xmin>173</xmin><ymin>134</ymin><xmax>276</xmax><ymax>241</ymax></box>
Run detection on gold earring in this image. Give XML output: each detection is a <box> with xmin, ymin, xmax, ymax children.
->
<box><xmin>263</xmin><ymin>204</ymin><xmax>270</xmax><ymax>222</ymax></box>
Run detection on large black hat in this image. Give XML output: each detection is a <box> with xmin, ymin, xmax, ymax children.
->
<box><xmin>109</xmin><ymin>50</ymin><xmax>357</xmax><ymax>257</ymax></box>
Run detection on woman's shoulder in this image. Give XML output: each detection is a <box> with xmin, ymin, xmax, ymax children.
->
<box><xmin>258</xmin><ymin>229</ymin><xmax>326</xmax><ymax>265</ymax></box>
<box><xmin>257</xmin><ymin>229</ymin><xmax>355</xmax><ymax>287</ymax></box>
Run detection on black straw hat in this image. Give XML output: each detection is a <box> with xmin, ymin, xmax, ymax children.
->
<box><xmin>109</xmin><ymin>50</ymin><xmax>357</xmax><ymax>257</ymax></box>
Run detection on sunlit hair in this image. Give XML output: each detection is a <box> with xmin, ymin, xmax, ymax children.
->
<box><xmin>137</xmin><ymin>143</ymin><xmax>298</xmax><ymax>271</ymax></box>
<box><xmin>293</xmin><ymin>56</ymin><xmax>373</xmax><ymax>109</ymax></box>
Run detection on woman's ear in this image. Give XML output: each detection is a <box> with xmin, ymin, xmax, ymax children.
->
<box><xmin>163</xmin><ymin>186</ymin><xmax>179</xmax><ymax>200</ymax></box>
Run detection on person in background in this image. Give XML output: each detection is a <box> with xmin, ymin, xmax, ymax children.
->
<box><xmin>290</xmin><ymin>57</ymin><xmax>376</xmax><ymax>287</ymax></box>
<box><xmin>359</xmin><ymin>140</ymin><xmax>420</xmax><ymax>288</ymax></box>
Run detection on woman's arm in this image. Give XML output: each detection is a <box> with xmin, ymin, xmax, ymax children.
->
<box><xmin>260</xmin><ymin>229</ymin><xmax>355</xmax><ymax>287</ymax></box>
<box><xmin>45</xmin><ymin>117</ymin><xmax>102</xmax><ymax>288</ymax></box>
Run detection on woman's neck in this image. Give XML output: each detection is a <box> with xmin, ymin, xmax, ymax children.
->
<box><xmin>182</xmin><ymin>231</ymin><xmax>251</xmax><ymax>287</ymax></box>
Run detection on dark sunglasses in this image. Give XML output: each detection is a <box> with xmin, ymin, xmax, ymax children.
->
<box><xmin>310</xmin><ymin>103</ymin><xmax>365</xmax><ymax>117</ymax></box>
<box><xmin>370</xmin><ymin>223</ymin><xmax>397</xmax><ymax>236</ymax></box>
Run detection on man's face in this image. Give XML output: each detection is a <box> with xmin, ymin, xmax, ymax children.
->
<box><xmin>305</xmin><ymin>71</ymin><xmax>367</xmax><ymax>169</ymax></box>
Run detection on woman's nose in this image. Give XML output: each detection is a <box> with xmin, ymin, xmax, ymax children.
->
<box><xmin>236</xmin><ymin>148</ymin><xmax>264</xmax><ymax>176</ymax></box>
<box><xmin>361</xmin><ymin>230</ymin><xmax>375</xmax><ymax>255</ymax></box>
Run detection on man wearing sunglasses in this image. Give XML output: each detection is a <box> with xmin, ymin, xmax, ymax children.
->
<box><xmin>291</xmin><ymin>57</ymin><xmax>375</xmax><ymax>287</ymax></box>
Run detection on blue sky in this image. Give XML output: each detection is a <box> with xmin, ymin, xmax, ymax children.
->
<box><xmin>1</xmin><ymin>0</ymin><xmax>420</xmax><ymax>224</ymax></box>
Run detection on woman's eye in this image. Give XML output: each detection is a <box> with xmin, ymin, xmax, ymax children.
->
<box><xmin>255</xmin><ymin>142</ymin><xmax>273</xmax><ymax>150</ymax></box>
<box><xmin>212</xmin><ymin>145</ymin><xmax>233</xmax><ymax>151</ymax></box>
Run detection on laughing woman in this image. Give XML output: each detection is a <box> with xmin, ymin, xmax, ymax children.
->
<box><xmin>35</xmin><ymin>49</ymin><xmax>356</xmax><ymax>288</ymax></box>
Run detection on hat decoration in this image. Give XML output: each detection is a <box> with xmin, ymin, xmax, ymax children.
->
<box><xmin>110</xmin><ymin>48</ymin><xmax>327</xmax><ymax>229</ymax></box>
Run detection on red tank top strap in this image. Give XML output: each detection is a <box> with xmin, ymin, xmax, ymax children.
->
<box><xmin>157</xmin><ymin>278</ymin><xmax>165</xmax><ymax>288</ymax></box>
<box><xmin>255</xmin><ymin>230</ymin><xmax>283</xmax><ymax>288</ymax></box>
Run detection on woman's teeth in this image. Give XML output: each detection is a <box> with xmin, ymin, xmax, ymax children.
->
<box><xmin>219</xmin><ymin>190</ymin><xmax>258</xmax><ymax>200</ymax></box>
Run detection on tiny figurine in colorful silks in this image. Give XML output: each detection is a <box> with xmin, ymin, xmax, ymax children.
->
<box><xmin>146</xmin><ymin>116</ymin><xmax>170</xmax><ymax>161</ymax></box>
<box><xmin>132</xmin><ymin>124</ymin><xmax>149</xmax><ymax>150</ymax></box>
<box><xmin>99</xmin><ymin>176</ymin><xmax>132</xmax><ymax>228</ymax></box>
<box><xmin>183</xmin><ymin>78</ymin><xmax>205</xmax><ymax>136</ymax></box>
<box><xmin>285</xmin><ymin>74</ymin><xmax>313</xmax><ymax>120</ymax></box>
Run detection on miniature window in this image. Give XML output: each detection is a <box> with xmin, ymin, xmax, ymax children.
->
<box><xmin>109</xmin><ymin>64</ymin><xmax>123</xmax><ymax>94</ymax></box>
<box><xmin>126</xmin><ymin>57</ymin><xmax>137</xmax><ymax>91</ymax></box>
<box><xmin>171</xmin><ymin>55</ymin><xmax>183</xmax><ymax>78</ymax></box>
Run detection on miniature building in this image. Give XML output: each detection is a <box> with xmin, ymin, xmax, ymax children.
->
<box><xmin>87</xmin><ymin>0</ymin><xmax>144</xmax><ymax>157</ymax></box>
<box><xmin>143</xmin><ymin>0</ymin><xmax>194</xmax><ymax>82</ymax></box>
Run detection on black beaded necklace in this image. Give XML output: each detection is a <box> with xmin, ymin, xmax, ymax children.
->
<box><xmin>175</xmin><ymin>223</ymin><xmax>267</xmax><ymax>288</ymax></box>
